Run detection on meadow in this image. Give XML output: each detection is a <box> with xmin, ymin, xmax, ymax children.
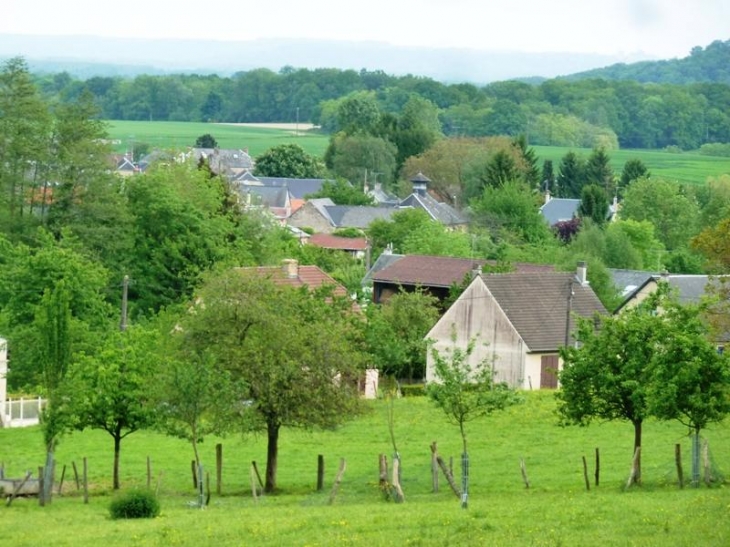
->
<box><xmin>105</xmin><ymin>120</ymin><xmax>730</xmax><ymax>186</ymax></box>
<box><xmin>2</xmin><ymin>392</ymin><xmax>729</xmax><ymax>546</ymax></box>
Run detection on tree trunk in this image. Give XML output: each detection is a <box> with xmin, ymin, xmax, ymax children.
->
<box><xmin>632</xmin><ymin>419</ymin><xmax>642</xmax><ymax>485</ymax></box>
<box><xmin>113</xmin><ymin>432</ymin><xmax>122</xmax><ymax>490</ymax></box>
<box><xmin>265</xmin><ymin>421</ymin><xmax>280</xmax><ymax>493</ymax></box>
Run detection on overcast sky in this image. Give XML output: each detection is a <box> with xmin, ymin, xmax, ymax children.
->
<box><xmin>4</xmin><ymin>0</ymin><xmax>728</xmax><ymax>59</ymax></box>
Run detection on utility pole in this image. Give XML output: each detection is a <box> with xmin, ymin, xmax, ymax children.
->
<box><xmin>120</xmin><ymin>275</ymin><xmax>129</xmax><ymax>332</ymax></box>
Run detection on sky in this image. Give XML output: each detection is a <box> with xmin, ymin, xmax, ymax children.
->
<box><xmin>3</xmin><ymin>0</ymin><xmax>729</xmax><ymax>59</ymax></box>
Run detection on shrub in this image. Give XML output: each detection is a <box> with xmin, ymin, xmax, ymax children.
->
<box><xmin>109</xmin><ymin>489</ymin><xmax>160</xmax><ymax>519</ymax></box>
<box><xmin>400</xmin><ymin>384</ymin><xmax>426</xmax><ymax>397</ymax></box>
<box><xmin>698</xmin><ymin>143</ymin><xmax>730</xmax><ymax>157</ymax></box>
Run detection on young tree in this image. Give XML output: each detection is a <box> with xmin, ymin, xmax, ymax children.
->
<box><xmin>648</xmin><ymin>299</ymin><xmax>730</xmax><ymax>486</ymax></box>
<box><xmin>428</xmin><ymin>333</ymin><xmax>519</xmax><ymax>508</ymax></box>
<box><xmin>178</xmin><ymin>270</ymin><xmax>366</xmax><ymax>492</ymax></box>
<box><xmin>558</xmin><ymin>288</ymin><xmax>670</xmax><ymax>485</ymax></box>
<box><xmin>620</xmin><ymin>158</ymin><xmax>650</xmax><ymax>188</ymax></box>
<box><xmin>556</xmin><ymin>151</ymin><xmax>585</xmax><ymax>198</ymax></box>
<box><xmin>578</xmin><ymin>184</ymin><xmax>609</xmax><ymax>225</ymax></box>
<box><xmin>69</xmin><ymin>325</ymin><xmax>158</xmax><ymax>489</ymax></box>
<box><xmin>584</xmin><ymin>147</ymin><xmax>614</xmax><ymax>196</ymax></box>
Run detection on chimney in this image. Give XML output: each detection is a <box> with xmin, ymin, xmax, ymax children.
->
<box><xmin>576</xmin><ymin>261</ymin><xmax>588</xmax><ymax>287</ymax></box>
<box><xmin>471</xmin><ymin>262</ymin><xmax>481</xmax><ymax>279</ymax></box>
<box><xmin>544</xmin><ymin>189</ymin><xmax>551</xmax><ymax>205</ymax></box>
<box><xmin>282</xmin><ymin>259</ymin><xmax>298</xmax><ymax>279</ymax></box>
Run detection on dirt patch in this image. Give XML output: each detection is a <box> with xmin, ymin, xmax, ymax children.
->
<box><xmin>217</xmin><ymin>122</ymin><xmax>317</xmax><ymax>131</ymax></box>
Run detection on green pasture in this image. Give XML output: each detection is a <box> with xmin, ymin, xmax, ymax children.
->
<box><xmin>533</xmin><ymin>145</ymin><xmax>730</xmax><ymax>186</ymax></box>
<box><xmin>105</xmin><ymin>120</ymin><xmax>730</xmax><ymax>186</ymax></box>
<box><xmin>2</xmin><ymin>392</ymin><xmax>729</xmax><ymax>546</ymax></box>
<box><xmin>105</xmin><ymin>120</ymin><xmax>330</xmax><ymax>158</ymax></box>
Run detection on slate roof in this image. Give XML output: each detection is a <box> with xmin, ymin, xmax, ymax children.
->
<box><xmin>240</xmin><ymin>186</ymin><xmax>289</xmax><ymax>208</ymax></box>
<box><xmin>609</xmin><ymin>268</ymin><xmax>658</xmax><ymax>298</ymax></box>
<box><xmin>308</xmin><ymin>234</ymin><xmax>367</xmax><ymax>251</ymax></box>
<box><xmin>539</xmin><ymin>198</ymin><xmax>580</xmax><ymax>225</ymax></box>
<box><xmin>325</xmin><ymin>205</ymin><xmax>398</xmax><ymax>229</ymax></box>
<box><xmin>370</xmin><ymin>254</ymin><xmax>555</xmax><ymax>288</ymax></box>
<box><xmin>399</xmin><ymin>193</ymin><xmax>467</xmax><ymax>226</ymax></box>
<box><xmin>481</xmin><ymin>272</ymin><xmax>607</xmax><ymax>352</ymax></box>
<box><xmin>237</xmin><ymin>174</ymin><xmax>333</xmax><ymax>200</ymax></box>
<box><xmin>192</xmin><ymin>148</ymin><xmax>254</xmax><ymax>174</ymax></box>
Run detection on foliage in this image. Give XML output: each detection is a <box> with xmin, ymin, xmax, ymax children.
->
<box><xmin>428</xmin><ymin>332</ymin><xmax>519</xmax><ymax>455</ymax></box>
<box><xmin>577</xmin><ymin>184</ymin><xmax>609</xmax><ymax>225</ymax></box>
<box><xmin>553</xmin><ymin>217</ymin><xmax>581</xmax><ymax>243</ymax></box>
<box><xmin>367</xmin><ymin>208</ymin><xmax>434</xmax><ymax>256</ymax></box>
<box><xmin>68</xmin><ymin>325</ymin><xmax>159</xmax><ymax>489</ymax></box>
<box><xmin>584</xmin><ymin>147</ymin><xmax>615</xmax><ymax>196</ymax></box>
<box><xmin>365</xmin><ymin>289</ymin><xmax>440</xmax><ymax>380</ymax></box>
<box><xmin>620</xmin><ymin>158</ymin><xmax>650</xmax><ymax>187</ymax></box>
<box><xmin>556</xmin><ymin>151</ymin><xmax>585</xmax><ymax>198</ymax></box>
<box><xmin>176</xmin><ymin>269</ymin><xmax>367</xmax><ymax>492</ymax></box>
<box><xmin>692</xmin><ymin>217</ymin><xmax>730</xmax><ymax>273</ymax></box>
<box><xmin>109</xmin><ymin>490</ymin><xmax>160</xmax><ymax>519</ymax></box>
<box><xmin>325</xmin><ymin>133</ymin><xmax>397</xmax><ymax>186</ymax></box>
<box><xmin>306</xmin><ymin>177</ymin><xmax>374</xmax><ymax>205</ymax></box>
<box><xmin>254</xmin><ymin>143</ymin><xmax>326</xmax><ymax>178</ymax></box>
<box><xmin>194</xmin><ymin>133</ymin><xmax>218</xmax><ymax>148</ymax></box>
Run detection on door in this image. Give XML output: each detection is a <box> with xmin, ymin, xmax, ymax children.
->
<box><xmin>540</xmin><ymin>355</ymin><xmax>559</xmax><ymax>389</ymax></box>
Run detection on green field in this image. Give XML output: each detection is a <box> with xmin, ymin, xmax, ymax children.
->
<box><xmin>104</xmin><ymin>120</ymin><xmax>730</xmax><ymax>186</ymax></box>
<box><xmin>2</xmin><ymin>392</ymin><xmax>729</xmax><ymax>546</ymax></box>
<box><xmin>105</xmin><ymin>120</ymin><xmax>330</xmax><ymax>158</ymax></box>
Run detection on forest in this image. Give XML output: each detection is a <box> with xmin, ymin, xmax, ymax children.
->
<box><xmin>28</xmin><ymin>39</ymin><xmax>730</xmax><ymax>151</ymax></box>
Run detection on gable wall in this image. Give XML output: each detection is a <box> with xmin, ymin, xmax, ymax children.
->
<box><xmin>288</xmin><ymin>204</ymin><xmax>334</xmax><ymax>233</ymax></box>
<box><xmin>426</xmin><ymin>279</ymin><xmax>527</xmax><ymax>388</ymax></box>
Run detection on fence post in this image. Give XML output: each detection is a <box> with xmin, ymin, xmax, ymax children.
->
<box><xmin>19</xmin><ymin>397</ymin><xmax>24</xmax><ymax>422</ymax></box>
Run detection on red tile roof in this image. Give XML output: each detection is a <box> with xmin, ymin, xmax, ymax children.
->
<box><xmin>237</xmin><ymin>261</ymin><xmax>349</xmax><ymax>297</ymax></box>
<box><xmin>308</xmin><ymin>234</ymin><xmax>368</xmax><ymax>251</ymax></box>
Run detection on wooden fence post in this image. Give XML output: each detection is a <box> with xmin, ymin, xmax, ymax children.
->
<box><xmin>216</xmin><ymin>444</ymin><xmax>223</xmax><ymax>496</ymax></box>
<box><xmin>594</xmin><ymin>447</ymin><xmax>600</xmax><ymax>487</ymax></box>
<box><xmin>251</xmin><ymin>461</ymin><xmax>264</xmax><ymax>491</ymax></box>
<box><xmin>72</xmin><ymin>461</ymin><xmax>80</xmax><ymax>490</ymax></box>
<box><xmin>146</xmin><ymin>456</ymin><xmax>151</xmax><ymax>489</ymax></box>
<box><xmin>675</xmin><ymin>443</ymin><xmax>684</xmax><ymax>488</ymax></box>
<box><xmin>38</xmin><ymin>466</ymin><xmax>45</xmax><ymax>506</ymax></box>
<box><xmin>520</xmin><ymin>458</ymin><xmax>530</xmax><ymax>489</ymax></box>
<box><xmin>328</xmin><ymin>458</ymin><xmax>347</xmax><ymax>505</ymax></box>
<box><xmin>430</xmin><ymin>442</ymin><xmax>439</xmax><ymax>493</ymax></box>
<box><xmin>58</xmin><ymin>464</ymin><xmax>67</xmax><ymax>495</ymax></box>
<box><xmin>83</xmin><ymin>457</ymin><xmax>88</xmax><ymax>504</ymax></box>
<box><xmin>582</xmin><ymin>456</ymin><xmax>590</xmax><ymax>491</ymax></box>
<box><xmin>317</xmin><ymin>454</ymin><xmax>325</xmax><ymax>491</ymax></box>
<box><xmin>191</xmin><ymin>460</ymin><xmax>198</xmax><ymax>489</ymax></box>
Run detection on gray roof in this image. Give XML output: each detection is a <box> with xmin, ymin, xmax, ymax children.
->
<box><xmin>480</xmin><ymin>272</ymin><xmax>607</xmax><ymax>352</ymax></box>
<box><xmin>240</xmin><ymin>186</ymin><xmax>289</xmax><ymax>208</ymax></box>
<box><xmin>609</xmin><ymin>269</ymin><xmax>658</xmax><ymax>298</ymax></box>
<box><xmin>399</xmin><ymin>192</ymin><xmax>468</xmax><ymax>226</ymax></box>
<box><xmin>325</xmin><ymin>205</ymin><xmax>399</xmax><ymax>229</ymax></box>
<box><xmin>539</xmin><ymin>198</ymin><xmax>580</xmax><ymax>225</ymax></box>
<box><xmin>239</xmin><ymin>175</ymin><xmax>334</xmax><ymax>199</ymax></box>
<box><xmin>192</xmin><ymin>148</ymin><xmax>254</xmax><ymax>172</ymax></box>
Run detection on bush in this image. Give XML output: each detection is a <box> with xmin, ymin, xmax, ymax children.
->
<box><xmin>109</xmin><ymin>489</ymin><xmax>160</xmax><ymax>519</ymax></box>
<box><xmin>400</xmin><ymin>384</ymin><xmax>426</xmax><ymax>397</ymax></box>
<box><xmin>698</xmin><ymin>143</ymin><xmax>730</xmax><ymax>157</ymax></box>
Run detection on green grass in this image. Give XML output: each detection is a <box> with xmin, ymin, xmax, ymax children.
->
<box><xmin>2</xmin><ymin>392</ymin><xmax>729</xmax><ymax>545</ymax></box>
<box><xmin>105</xmin><ymin>120</ymin><xmax>330</xmax><ymax>158</ymax></box>
<box><xmin>533</xmin><ymin>145</ymin><xmax>730</xmax><ymax>186</ymax></box>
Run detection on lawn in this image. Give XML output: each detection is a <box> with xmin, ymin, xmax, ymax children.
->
<box><xmin>2</xmin><ymin>392</ymin><xmax>729</xmax><ymax>546</ymax></box>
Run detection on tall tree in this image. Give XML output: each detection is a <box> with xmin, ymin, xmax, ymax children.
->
<box><xmin>178</xmin><ymin>270</ymin><xmax>366</xmax><ymax>492</ymax></box>
<box><xmin>620</xmin><ymin>158</ymin><xmax>650</xmax><ymax>188</ymax></box>
<box><xmin>556</xmin><ymin>151</ymin><xmax>586</xmax><ymax>198</ymax></box>
<box><xmin>584</xmin><ymin>147</ymin><xmax>615</xmax><ymax>196</ymax></box>
<box><xmin>578</xmin><ymin>184</ymin><xmax>609</xmax><ymax>225</ymax></box>
<box><xmin>0</xmin><ymin>57</ymin><xmax>51</xmax><ymax>237</ymax></box>
<box><xmin>254</xmin><ymin>143</ymin><xmax>326</xmax><ymax>178</ymax></box>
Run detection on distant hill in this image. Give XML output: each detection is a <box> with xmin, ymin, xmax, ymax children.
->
<box><xmin>0</xmin><ymin>34</ymin><xmax>652</xmax><ymax>84</ymax></box>
<box><xmin>564</xmin><ymin>39</ymin><xmax>730</xmax><ymax>84</ymax></box>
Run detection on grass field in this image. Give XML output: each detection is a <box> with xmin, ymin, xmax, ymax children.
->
<box><xmin>105</xmin><ymin>120</ymin><xmax>330</xmax><ymax>159</ymax></box>
<box><xmin>105</xmin><ymin>120</ymin><xmax>730</xmax><ymax>187</ymax></box>
<box><xmin>2</xmin><ymin>392</ymin><xmax>729</xmax><ymax>546</ymax></box>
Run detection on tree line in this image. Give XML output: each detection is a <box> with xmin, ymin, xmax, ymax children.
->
<box><xmin>32</xmin><ymin>59</ymin><xmax>730</xmax><ymax>151</ymax></box>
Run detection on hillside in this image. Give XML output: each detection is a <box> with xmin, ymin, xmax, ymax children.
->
<box><xmin>566</xmin><ymin>39</ymin><xmax>730</xmax><ymax>84</ymax></box>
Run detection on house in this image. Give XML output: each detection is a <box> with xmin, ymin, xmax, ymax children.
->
<box><xmin>234</xmin><ymin>172</ymin><xmax>332</xmax><ymax>200</ymax></box>
<box><xmin>190</xmin><ymin>148</ymin><xmax>254</xmax><ymax>178</ymax></box>
<box><xmin>288</xmin><ymin>198</ymin><xmax>398</xmax><ymax>233</ymax></box>
<box><xmin>425</xmin><ymin>262</ymin><xmax>607</xmax><ymax>389</ymax></box>
<box><xmin>615</xmin><ymin>273</ymin><xmax>718</xmax><ymax>312</ymax></box>
<box><xmin>368</xmin><ymin>253</ymin><xmax>555</xmax><ymax>307</ymax></box>
<box><xmin>307</xmin><ymin>233</ymin><xmax>368</xmax><ymax>260</ymax></box>
<box><xmin>609</xmin><ymin>268</ymin><xmax>658</xmax><ymax>301</ymax></box>
<box><xmin>238</xmin><ymin>185</ymin><xmax>292</xmax><ymax>223</ymax></box>
<box><xmin>237</xmin><ymin>259</ymin><xmax>350</xmax><ymax>299</ymax></box>
<box><xmin>399</xmin><ymin>172</ymin><xmax>468</xmax><ymax>228</ymax></box>
<box><xmin>539</xmin><ymin>192</ymin><xmax>618</xmax><ymax>225</ymax></box>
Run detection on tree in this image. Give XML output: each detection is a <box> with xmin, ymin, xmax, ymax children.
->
<box><xmin>621</xmin><ymin>177</ymin><xmax>700</xmax><ymax>251</ymax></box>
<box><xmin>541</xmin><ymin>159</ymin><xmax>556</xmax><ymax>195</ymax></box>
<box><xmin>367</xmin><ymin>208</ymin><xmax>435</xmax><ymax>256</ymax></box>
<box><xmin>478</xmin><ymin>150</ymin><xmax>518</xmax><ymax>189</ymax></box>
<box><xmin>556</xmin><ymin>151</ymin><xmax>586</xmax><ymax>198</ymax></box>
<box><xmin>69</xmin><ymin>325</ymin><xmax>158</xmax><ymax>489</ymax></box>
<box><xmin>178</xmin><ymin>270</ymin><xmax>366</xmax><ymax>492</ymax></box>
<box><xmin>647</xmin><ymin>298</ymin><xmax>730</xmax><ymax>486</ymax></box>
<box><xmin>195</xmin><ymin>133</ymin><xmax>218</xmax><ymax>148</ymax></box>
<box><xmin>692</xmin><ymin>217</ymin><xmax>730</xmax><ymax>273</ymax></box>
<box><xmin>620</xmin><ymin>158</ymin><xmax>650</xmax><ymax>188</ymax></box>
<box><xmin>365</xmin><ymin>289</ymin><xmax>440</xmax><ymax>380</ymax></box>
<box><xmin>578</xmin><ymin>184</ymin><xmax>609</xmax><ymax>225</ymax></box>
<box><xmin>306</xmin><ymin>178</ymin><xmax>374</xmax><ymax>205</ymax></box>
<box><xmin>325</xmin><ymin>133</ymin><xmax>397</xmax><ymax>186</ymax></box>
<box><xmin>557</xmin><ymin>287</ymin><xmax>669</xmax><ymax>485</ymax></box>
<box><xmin>336</xmin><ymin>91</ymin><xmax>381</xmax><ymax>135</ymax></box>
<box><xmin>584</xmin><ymin>147</ymin><xmax>614</xmax><ymax>196</ymax></box>
<box><xmin>254</xmin><ymin>143</ymin><xmax>326</xmax><ymax>178</ymax></box>
<box><xmin>428</xmin><ymin>332</ymin><xmax>519</xmax><ymax>508</ymax></box>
